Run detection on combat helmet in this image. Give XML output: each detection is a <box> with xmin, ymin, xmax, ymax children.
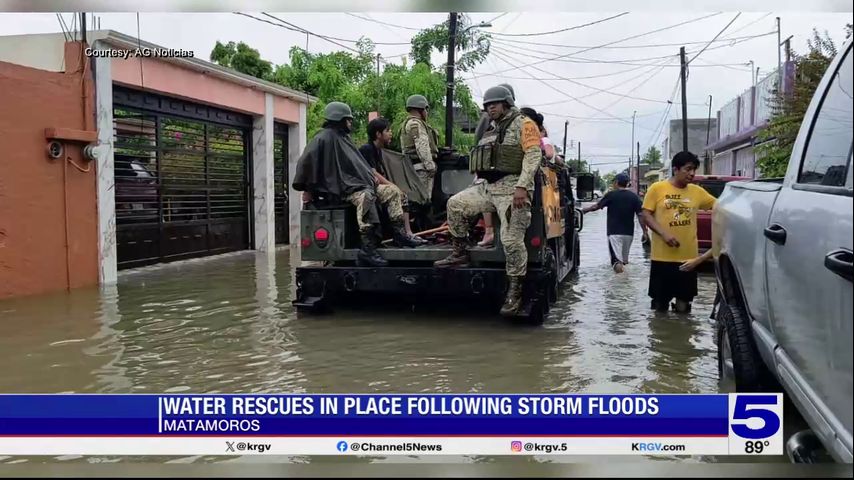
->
<box><xmin>482</xmin><ymin>85</ymin><xmax>515</xmax><ymax>108</ymax></box>
<box><xmin>324</xmin><ymin>101</ymin><xmax>354</xmax><ymax>121</ymax></box>
<box><xmin>406</xmin><ymin>94</ymin><xmax>430</xmax><ymax>110</ymax></box>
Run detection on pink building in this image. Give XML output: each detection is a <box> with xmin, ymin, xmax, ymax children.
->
<box><xmin>0</xmin><ymin>30</ymin><xmax>316</xmax><ymax>298</ymax></box>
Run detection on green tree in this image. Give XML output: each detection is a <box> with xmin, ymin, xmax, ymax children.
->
<box><xmin>601</xmin><ymin>171</ymin><xmax>617</xmax><ymax>190</ymax></box>
<box><xmin>209</xmin><ymin>41</ymin><xmax>273</xmax><ymax>81</ymax></box>
<box><xmin>641</xmin><ymin>146</ymin><xmax>663</xmax><ymax>168</ymax></box>
<box><xmin>756</xmin><ymin>28</ymin><xmax>841</xmax><ymax>178</ymax></box>
<box><xmin>410</xmin><ymin>14</ymin><xmax>492</xmax><ymax>73</ymax></box>
<box><xmin>210</xmin><ymin>23</ymin><xmax>481</xmax><ymax>149</ymax></box>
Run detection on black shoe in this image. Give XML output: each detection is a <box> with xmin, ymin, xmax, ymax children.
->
<box><xmin>356</xmin><ymin>229</ymin><xmax>388</xmax><ymax>267</ymax></box>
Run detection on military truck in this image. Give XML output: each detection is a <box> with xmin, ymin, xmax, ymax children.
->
<box><xmin>292</xmin><ymin>149</ymin><xmax>593</xmax><ymax>325</ymax></box>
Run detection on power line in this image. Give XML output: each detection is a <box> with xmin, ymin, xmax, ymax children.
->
<box><xmin>488</xmin><ymin>12</ymin><xmax>629</xmax><ymax>37</ymax></box>
<box><xmin>470</xmin><ymin>62</ymin><xmax>657</xmax><ymax>82</ymax></box>
<box><xmin>493</xmin><ymin>31</ymin><xmax>775</xmax><ymax>62</ymax></box>
<box><xmin>490</xmin><ymin>48</ymin><xmax>659</xmax><ymax>133</ymax></box>
<box><xmin>475</xmin><ymin>12</ymin><xmax>724</xmax><ymax>77</ymax></box>
<box><xmin>688</xmin><ymin>13</ymin><xmax>743</xmax><ymax>64</ymax></box>
<box><xmin>722</xmin><ymin>12</ymin><xmax>773</xmax><ymax>38</ymax></box>
<box><xmin>344</xmin><ymin>12</ymin><xmax>423</xmax><ymax>31</ymax></box>
<box><xmin>483</xmin><ymin>31</ymin><xmax>776</xmax><ymax>49</ymax></box>
<box><xmin>492</xmin><ymin>45</ymin><xmax>705</xmax><ymax>106</ymax></box>
<box><xmin>491</xmin><ymin>39</ymin><xmax>680</xmax><ymax>64</ymax></box>
<box><xmin>527</xmin><ymin>62</ymin><xmax>668</xmax><ymax>107</ymax></box>
<box><xmin>261</xmin><ymin>12</ymin><xmax>410</xmax><ymax>45</ymax></box>
<box><xmin>485</xmin><ymin>12</ymin><xmax>510</xmax><ymax>24</ymax></box>
<box><xmin>233</xmin><ymin>12</ymin><xmax>362</xmax><ymax>54</ymax></box>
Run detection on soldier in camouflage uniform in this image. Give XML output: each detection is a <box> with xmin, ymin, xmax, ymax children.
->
<box><xmin>294</xmin><ymin>102</ymin><xmax>419</xmax><ymax>268</ymax></box>
<box><xmin>434</xmin><ymin>86</ymin><xmax>543</xmax><ymax>316</ymax></box>
<box><xmin>399</xmin><ymin>95</ymin><xmax>440</xmax><ymax>200</ymax></box>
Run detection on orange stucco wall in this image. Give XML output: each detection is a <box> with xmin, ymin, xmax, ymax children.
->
<box><xmin>111</xmin><ymin>54</ymin><xmax>300</xmax><ymax>123</ymax></box>
<box><xmin>0</xmin><ymin>43</ymin><xmax>98</xmax><ymax>300</ymax></box>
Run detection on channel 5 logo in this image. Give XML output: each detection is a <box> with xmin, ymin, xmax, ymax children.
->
<box><xmin>728</xmin><ymin>394</ymin><xmax>782</xmax><ymax>439</ymax></box>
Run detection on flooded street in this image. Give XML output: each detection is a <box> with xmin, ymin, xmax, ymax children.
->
<box><xmin>0</xmin><ymin>208</ymin><xmax>770</xmax><ymax>464</ymax></box>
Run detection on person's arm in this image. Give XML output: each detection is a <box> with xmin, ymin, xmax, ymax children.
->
<box><xmin>635</xmin><ymin>196</ymin><xmax>649</xmax><ymax>238</ymax></box>
<box><xmin>582</xmin><ymin>192</ymin><xmax>608</xmax><ymax>213</ymax></box>
<box><xmin>679</xmin><ymin>248</ymin><xmax>713</xmax><ymax>271</ymax></box>
<box><xmin>373</xmin><ymin>169</ymin><xmax>391</xmax><ymax>185</ymax></box>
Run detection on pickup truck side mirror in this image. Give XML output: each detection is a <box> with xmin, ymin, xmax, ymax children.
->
<box><xmin>576</xmin><ymin>173</ymin><xmax>596</xmax><ymax>202</ymax></box>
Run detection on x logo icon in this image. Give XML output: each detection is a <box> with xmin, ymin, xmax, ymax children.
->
<box><xmin>225</xmin><ymin>441</ymin><xmax>235</xmax><ymax>452</ymax></box>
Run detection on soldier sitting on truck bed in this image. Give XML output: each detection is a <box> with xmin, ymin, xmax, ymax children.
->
<box><xmin>292</xmin><ymin>102</ymin><xmax>420</xmax><ymax>268</ymax></box>
<box><xmin>434</xmin><ymin>86</ymin><xmax>543</xmax><ymax>316</ymax></box>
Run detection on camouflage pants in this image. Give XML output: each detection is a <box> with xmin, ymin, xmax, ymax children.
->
<box><xmin>446</xmin><ymin>176</ymin><xmax>532</xmax><ymax>277</ymax></box>
<box><xmin>414</xmin><ymin>161</ymin><xmax>436</xmax><ymax>200</ymax></box>
<box><xmin>346</xmin><ymin>185</ymin><xmax>405</xmax><ymax>233</ymax></box>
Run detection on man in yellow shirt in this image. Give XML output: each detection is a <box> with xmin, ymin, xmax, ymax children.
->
<box><xmin>641</xmin><ymin>151</ymin><xmax>717</xmax><ymax>313</ymax></box>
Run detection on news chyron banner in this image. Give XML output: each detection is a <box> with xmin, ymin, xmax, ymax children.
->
<box><xmin>0</xmin><ymin>394</ymin><xmax>782</xmax><ymax>456</ymax></box>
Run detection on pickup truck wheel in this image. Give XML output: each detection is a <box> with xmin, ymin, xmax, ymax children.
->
<box><xmin>716</xmin><ymin>301</ymin><xmax>770</xmax><ymax>392</ymax></box>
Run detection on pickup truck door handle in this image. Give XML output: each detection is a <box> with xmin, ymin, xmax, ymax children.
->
<box><xmin>825</xmin><ymin>249</ymin><xmax>854</xmax><ymax>282</ymax></box>
<box><xmin>763</xmin><ymin>224</ymin><xmax>787</xmax><ymax>245</ymax></box>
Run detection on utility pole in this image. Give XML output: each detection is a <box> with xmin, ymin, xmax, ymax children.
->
<box><xmin>680</xmin><ymin>46</ymin><xmax>689</xmax><ymax>153</ymax></box>
<box><xmin>750</xmin><ymin>60</ymin><xmax>755</xmax><ymax>86</ymax></box>
<box><xmin>562</xmin><ymin>120</ymin><xmax>568</xmax><ymax>163</ymax></box>
<box><xmin>630</xmin><ymin>110</ymin><xmax>636</xmax><ymax>173</ymax></box>
<box><xmin>445</xmin><ymin>12</ymin><xmax>458</xmax><ymax>149</ymax></box>
<box><xmin>578</xmin><ymin>141</ymin><xmax>582</xmax><ymax>174</ymax></box>
<box><xmin>376</xmin><ymin>53</ymin><xmax>382</xmax><ymax>112</ymax></box>
<box><xmin>705</xmin><ymin>94</ymin><xmax>713</xmax><ymax>174</ymax></box>
<box><xmin>636</xmin><ymin>141</ymin><xmax>641</xmax><ymax>193</ymax></box>
<box><xmin>784</xmin><ymin>36</ymin><xmax>793</xmax><ymax>64</ymax></box>
<box><xmin>80</xmin><ymin>12</ymin><xmax>87</xmax><ymax>44</ymax></box>
<box><xmin>776</xmin><ymin>17</ymin><xmax>782</xmax><ymax>91</ymax></box>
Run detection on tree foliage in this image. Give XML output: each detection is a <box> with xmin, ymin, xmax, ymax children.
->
<box><xmin>755</xmin><ymin>28</ymin><xmax>840</xmax><ymax>178</ymax></box>
<box><xmin>642</xmin><ymin>146</ymin><xmax>663</xmax><ymax>168</ymax></box>
<box><xmin>210</xmin><ymin>19</ymin><xmax>482</xmax><ymax>149</ymax></box>
<box><xmin>410</xmin><ymin>14</ymin><xmax>492</xmax><ymax>73</ymax></box>
<box><xmin>209</xmin><ymin>41</ymin><xmax>273</xmax><ymax>81</ymax></box>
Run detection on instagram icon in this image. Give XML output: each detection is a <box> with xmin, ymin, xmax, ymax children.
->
<box><xmin>511</xmin><ymin>441</ymin><xmax>523</xmax><ymax>452</ymax></box>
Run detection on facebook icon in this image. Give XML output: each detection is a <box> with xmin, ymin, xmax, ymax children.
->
<box><xmin>336</xmin><ymin>441</ymin><xmax>348</xmax><ymax>452</ymax></box>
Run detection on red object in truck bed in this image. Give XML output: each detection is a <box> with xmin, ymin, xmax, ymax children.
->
<box><xmin>693</xmin><ymin>175</ymin><xmax>752</xmax><ymax>252</ymax></box>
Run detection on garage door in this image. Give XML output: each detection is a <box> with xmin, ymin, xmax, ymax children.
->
<box><xmin>113</xmin><ymin>87</ymin><xmax>252</xmax><ymax>269</ymax></box>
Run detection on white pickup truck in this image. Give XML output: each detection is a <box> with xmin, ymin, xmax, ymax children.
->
<box><xmin>712</xmin><ymin>38</ymin><xmax>852</xmax><ymax>463</ymax></box>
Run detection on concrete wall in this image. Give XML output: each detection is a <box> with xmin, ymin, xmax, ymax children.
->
<box><xmin>668</xmin><ymin>119</ymin><xmax>718</xmax><ymax>157</ymax></box>
<box><xmin>0</xmin><ymin>33</ymin><xmax>68</xmax><ymax>72</ymax></box>
<box><xmin>0</xmin><ymin>45</ymin><xmax>98</xmax><ymax>300</ymax></box>
<box><xmin>665</xmin><ymin>118</ymin><xmax>718</xmax><ymax>173</ymax></box>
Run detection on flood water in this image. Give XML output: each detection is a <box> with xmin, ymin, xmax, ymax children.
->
<box><xmin>0</xmin><ymin>208</ymin><xmax>787</xmax><ymax>464</ymax></box>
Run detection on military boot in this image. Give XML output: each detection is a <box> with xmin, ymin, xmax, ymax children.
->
<box><xmin>499</xmin><ymin>276</ymin><xmax>524</xmax><ymax>316</ymax></box>
<box><xmin>433</xmin><ymin>236</ymin><xmax>470</xmax><ymax>268</ymax></box>
<box><xmin>356</xmin><ymin>227</ymin><xmax>388</xmax><ymax>267</ymax></box>
<box><xmin>391</xmin><ymin>221</ymin><xmax>422</xmax><ymax>248</ymax></box>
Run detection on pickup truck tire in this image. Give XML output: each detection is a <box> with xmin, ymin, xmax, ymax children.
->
<box><xmin>716</xmin><ymin>301</ymin><xmax>771</xmax><ymax>392</ymax></box>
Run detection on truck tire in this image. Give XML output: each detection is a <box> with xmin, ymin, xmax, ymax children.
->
<box><xmin>716</xmin><ymin>301</ymin><xmax>772</xmax><ymax>392</ymax></box>
<box><xmin>571</xmin><ymin>233</ymin><xmax>580</xmax><ymax>273</ymax></box>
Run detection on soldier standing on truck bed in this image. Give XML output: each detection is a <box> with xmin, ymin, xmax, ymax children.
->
<box><xmin>434</xmin><ymin>86</ymin><xmax>543</xmax><ymax>316</ymax></box>
<box><xmin>292</xmin><ymin>102</ymin><xmax>418</xmax><ymax>268</ymax></box>
<box><xmin>399</xmin><ymin>95</ymin><xmax>440</xmax><ymax>201</ymax></box>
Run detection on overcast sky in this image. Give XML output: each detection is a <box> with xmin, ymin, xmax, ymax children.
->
<box><xmin>1</xmin><ymin>10</ymin><xmax>851</xmax><ymax>173</ymax></box>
